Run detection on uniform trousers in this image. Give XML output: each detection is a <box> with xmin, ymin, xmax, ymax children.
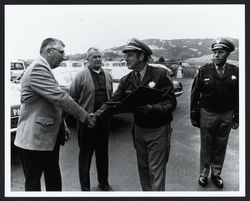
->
<box><xmin>77</xmin><ymin>122</ymin><xmax>109</xmax><ymax>191</ymax></box>
<box><xmin>134</xmin><ymin>124</ymin><xmax>171</xmax><ymax>191</ymax></box>
<box><xmin>19</xmin><ymin>137</ymin><xmax>61</xmax><ymax>191</ymax></box>
<box><xmin>200</xmin><ymin>107</ymin><xmax>233</xmax><ymax>177</ymax></box>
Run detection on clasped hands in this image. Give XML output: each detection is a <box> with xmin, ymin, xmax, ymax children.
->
<box><xmin>85</xmin><ymin>113</ymin><xmax>97</xmax><ymax>128</ymax></box>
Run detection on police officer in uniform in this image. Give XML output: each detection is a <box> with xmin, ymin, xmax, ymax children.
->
<box><xmin>190</xmin><ymin>38</ymin><xmax>239</xmax><ymax>188</ymax></box>
<box><xmin>96</xmin><ymin>38</ymin><xmax>176</xmax><ymax>191</ymax></box>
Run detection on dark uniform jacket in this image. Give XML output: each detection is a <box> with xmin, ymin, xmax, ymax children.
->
<box><xmin>191</xmin><ymin>63</ymin><xmax>239</xmax><ymax>116</ymax></box>
<box><xmin>96</xmin><ymin>65</ymin><xmax>177</xmax><ymax>128</ymax></box>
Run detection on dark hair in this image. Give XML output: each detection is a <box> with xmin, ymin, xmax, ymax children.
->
<box><xmin>40</xmin><ymin>38</ymin><xmax>65</xmax><ymax>54</ymax></box>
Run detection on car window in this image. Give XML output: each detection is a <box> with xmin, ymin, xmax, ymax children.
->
<box><xmin>72</xmin><ymin>63</ymin><xmax>83</xmax><ymax>67</ymax></box>
<box><xmin>113</xmin><ymin>63</ymin><xmax>121</xmax><ymax>67</ymax></box>
<box><xmin>11</xmin><ymin>63</ymin><xmax>24</xmax><ymax>70</ymax></box>
<box><xmin>60</xmin><ymin>63</ymin><xmax>67</xmax><ymax>67</ymax></box>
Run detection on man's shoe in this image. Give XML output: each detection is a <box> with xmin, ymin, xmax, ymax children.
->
<box><xmin>211</xmin><ymin>175</ymin><xmax>223</xmax><ymax>189</ymax></box>
<box><xmin>98</xmin><ymin>184</ymin><xmax>113</xmax><ymax>191</ymax></box>
<box><xmin>81</xmin><ymin>187</ymin><xmax>90</xmax><ymax>191</ymax></box>
<box><xmin>199</xmin><ymin>176</ymin><xmax>208</xmax><ymax>187</ymax></box>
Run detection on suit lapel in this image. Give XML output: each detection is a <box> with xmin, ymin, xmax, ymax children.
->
<box><xmin>128</xmin><ymin>72</ymin><xmax>140</xmax><ymax>88</ymax></box>
<box><xmin>209</xmin><ymin>64</ymin><xmax>221</xmax><ymax>78</ymax></box>
<box><xmin>221</xmin><ymin>64</ymin><xmax>232</xmax><ymax>78</ymax></box>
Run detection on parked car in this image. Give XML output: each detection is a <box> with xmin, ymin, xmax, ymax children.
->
<box><xmin>52</xmin><ymin>67</ymin><xmax>82</xmax><ymax>92</ymax></box>
<box><xmin>10</xmin><ymin>80</ymin><xmax>21</xmax><ymax>139</ymax></box>
<box><xmin>103</xmin><ymin>61</ymin><xmax>131</xmax><ymax>82</ymax></box>
<box><xmin>59</xmin><ymin>60</ymin><xmax>85</xmax><ymax>68</ymax></box>
<box><xmin>149</xmin><ymin>63</ymin><xmax>183</xmax><ymax>97</ymax></box>
<box><xmin>10</xmin><ymin>60</ymin><xmax>26</xmax><ymax>81</ymax></box>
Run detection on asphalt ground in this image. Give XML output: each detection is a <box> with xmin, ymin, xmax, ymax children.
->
<box><xmin>10</xmin><ymin>78</ymin><xmax>240</xmax><ymax>192</ymax></box>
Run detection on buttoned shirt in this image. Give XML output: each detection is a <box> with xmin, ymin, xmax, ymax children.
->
<box><xmin>135</xmin><ymin>65</ymin><xmax>147</xmax><ymax>82</ymax></box>
<box><xmin>214</xmin><ymin>63</ymin><xmax>226</xmax><ymax>76</ymax></box>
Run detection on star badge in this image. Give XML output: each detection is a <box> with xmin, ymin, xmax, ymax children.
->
<box><xmin>231</xmin><ymin>75</ymin><xmax>237</xmax><ymax>80</ymax></box>
<box><xmin>148</xmin><ymin>81</ymin><xmax>156</xmax><ymax>88</ymax></box>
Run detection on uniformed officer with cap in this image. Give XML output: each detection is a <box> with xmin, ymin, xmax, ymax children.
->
<box><xmin>190</xmin><ymin>38</ymin><xmax>239</xmax><ymax>188</ymax></box>
<box><xmin>95</xmin><ymin>38</ymin><xmax>177</xmax><ymax>191</ymax></box>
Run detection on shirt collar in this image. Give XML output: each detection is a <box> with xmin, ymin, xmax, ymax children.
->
<box><xmin>39</xmin><ymin>55</ymin><xmax>52</xmax><ymax>73</ymax></box>
<box><xmin>135</xmin><ymin>64</ymin><xmax>147</xmax><ymax>78</ymax></box>
<box><xmin>214</xmin><ymin>63</ymin><xmax>226</xmax><ymax>71</ymax></box>
<box><xmin>88</xmin><ymin>66</ymin><xmax>102</xmax><ymax>74</ymax></box>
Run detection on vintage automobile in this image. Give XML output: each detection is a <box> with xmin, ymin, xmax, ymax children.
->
<box><xmin>59</xmin><ymin>60</ymin><xmax>85</xmax><ymax>68</ymax></box>
<box><xmin>10</xmin><ymin>80</ymin><xmax>21</xmax><ymax>140</ymax></box>
<box><xmin>10</xmin><ymin>60</ymin><xmax>26</xmax><ymax>81</ymax></box>
<box><xmin>149</xmin><ymin>63</ymin><xmax>183</xmax><ymax>97</ymax></box>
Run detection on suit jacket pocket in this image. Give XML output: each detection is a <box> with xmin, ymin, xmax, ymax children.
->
<box><xmin>35</xmin><ymin>116</ymin><xmax>55</xmax><ymax>127</ymax></box>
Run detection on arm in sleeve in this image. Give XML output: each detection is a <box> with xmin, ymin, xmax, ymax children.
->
<box><xmin>190</xmin><ymin>69</ymin><xmax>202</xmax><ymax>127</ymax></box>
<box><xmin>95</xmin><ymin>78</ymin><xmax>127</xmax><ymax>121</ymax></box>
<box><xmin>69</xmin><ymin>72</ymin><xmax>82</xmax><ymax>103</ymax></box>
<box><xmin>30</xmin><ymin>65</ymin><xmax>89</xmax><ymax>123</ymax></box>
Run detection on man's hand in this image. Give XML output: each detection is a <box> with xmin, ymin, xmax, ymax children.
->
<box><xmin>135</xmin><ymin>104</ymin><xmax>152</xmax><ymax>115</ymax></box>
<box><xmin>190</xmin><ymin>110</ymin><xmax>200</xmax><ymax>128</ymax></box>
<box><xmin>65</xmin><ymin>126</ymin><xmax>71</xmax><ymax>142</ymax></box>
<box><xmin>85</xmin><ymin>113</ymin><xmax>97</xmax><ymax>128</ymax></box>
<box><xmin>232</xmin><ymin>113</ymin><xmax>239</xmax><ymax>129</ymax></box>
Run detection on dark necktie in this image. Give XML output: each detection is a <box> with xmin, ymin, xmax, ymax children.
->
<box><xmin>218</xmin><ymin>67</ymin><xmax>223</xmax><ymax>78</ymax></box>
<box><xmin>136</xmin><ymin>72</ymin><xmax>141</xmax><ymax>85</ymax></box>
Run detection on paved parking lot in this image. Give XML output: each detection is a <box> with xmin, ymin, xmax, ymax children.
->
<box><xmin>10</xmin><ymin>78</ymin><xmax>240</xmax><ymax>193</ymax></box>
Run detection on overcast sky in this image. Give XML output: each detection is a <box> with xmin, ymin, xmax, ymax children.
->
<box><xmin>5</xmin><ymin>4</ymin><xmax>244</xmax><ymax>60</ymax></box>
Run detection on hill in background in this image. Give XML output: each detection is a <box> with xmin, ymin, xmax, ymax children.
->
<box><xmin>67</xmin><ymin>38</ymin><xmax>239</xmax><ymax>66</ymax></box>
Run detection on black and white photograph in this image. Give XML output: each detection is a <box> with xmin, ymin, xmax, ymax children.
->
<box><xmin>4</xmin><ymin>4</ymin><xmax>245</xmax><ymax>198</ymax></box>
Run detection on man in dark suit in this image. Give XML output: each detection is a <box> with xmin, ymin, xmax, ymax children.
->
<box><xmin>95</xmin><ymin>38</ymin><xmax>177</xmax><ymax>191</ymax></box>
<box><xmin>14</xmin><ymin>38</ymin><xmax>96</xmax><ymax>191</ymax></box>
<box><xmin>190</xmin><ymin>38</ymin><xmax>239</xmax><ymax>189</ymax></box>
<box><xmin>70</xmin><ymin>47</ymin><xmax>113</xmax><ymax>191</ymax></box>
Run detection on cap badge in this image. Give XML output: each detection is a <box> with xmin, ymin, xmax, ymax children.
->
<box><xmin>215</xmin><ymin>38</ymin><xmax>222</xmax><ymax>44</ymax></box>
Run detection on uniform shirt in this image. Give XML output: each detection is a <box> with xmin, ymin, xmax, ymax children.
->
<box><xmin>191</xmin><ymin>63</ymin><xmax>239</xmax><ymax>113</ymax></box>
<box><xmin>135</xmin><ymin>65</ymin><xmax>147</xmax><ymax>82</ymax></box>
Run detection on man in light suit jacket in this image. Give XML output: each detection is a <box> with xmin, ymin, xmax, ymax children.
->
<box><xmin>14</xmin><ymin>38</ymin><xmax>96</xmax><ymax>191</ymax></box>
<box><xmin>70</xmin><ymin>47</ymin><xmax>113</xmax><ymax>191</ymax></box>
<box><xmin>95</xmin><ymin>38</ymin><xmax>177</xmax><ymax>191</ymax></box>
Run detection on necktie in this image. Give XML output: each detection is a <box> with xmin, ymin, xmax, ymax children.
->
<box><xmin>218</xmin><ymin>67</ymin><xmax>223</xmax><ymax>78</ymax></box>
<box><xmin>136</xmin><ymin>72</ymin><xmax>141</xmax><ymax>85</ymax></box>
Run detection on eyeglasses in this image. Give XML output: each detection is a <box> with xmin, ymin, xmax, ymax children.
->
<box><xmin>50</xmin><ymin>48</ymin><xmax>65</xmax><ymax>55</ymax></box>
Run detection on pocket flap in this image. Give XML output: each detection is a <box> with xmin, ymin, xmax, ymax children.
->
<box><xmin>35</xmin><ymin>117</ymin><xmax>54</xmax><ymax>127</ymax></box>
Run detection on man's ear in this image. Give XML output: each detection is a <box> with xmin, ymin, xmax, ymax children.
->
<box><xmin>46</xmin><ymin>48</ymin><xmax>52</xmax><ymax>57</ymax></box>
<box><xmin>139</xmin><ymin>52</ymin><xmax>145</xmax><ymax>61</ymax></box>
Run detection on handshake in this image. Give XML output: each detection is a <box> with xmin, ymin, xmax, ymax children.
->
<box><xmin>84</xmin><ymin>113</ymin><xmax>98</xmax><ymax>128</ymax></box>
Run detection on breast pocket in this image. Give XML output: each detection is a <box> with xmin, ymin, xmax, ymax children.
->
<box><xmin>35</xmin><ymin>116</ymin><xmax>55</xmax><ymax>127</ymax></box>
